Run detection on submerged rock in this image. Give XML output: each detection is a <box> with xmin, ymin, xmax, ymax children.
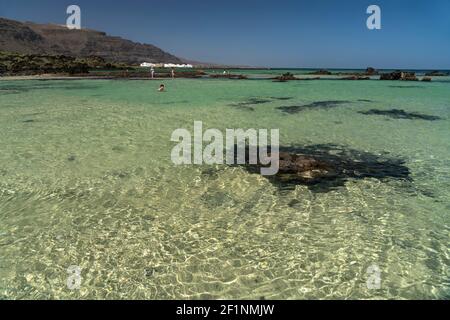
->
<box><xmin>365</xmin><ymin>67</ymin><xmax>378</xmax><ymax>75</ymax></box>
<box><xmin>233</xmin><ymin>144</ymin><xmax>411</xmax><ymax>192</ymax></box>
<box><xmin>277</xmin><ymin>100</ymin><xmax>352</xmax><ymax>114</ymax></box>
<box><xmin>272</xmin><ymin>72</ymin><xmax>298</xmax><ymax>81</ymax></box>
<box><xmin>230</xmin><ymin>97</ymin><xmax>292</xmax><ymax>111</ymax></box>
<box><xmin>309</xmin><ymin>69</ymin><xmax>332</xmax><ymax>75</ymax></box>
<box><xmin>380</xmin><ymin>71</ymin><xmax>418</xmax><ymax>81</ymax></box>
<box><xmin>270</xmin><ymin>97</ymin><xmax>293</xmax><ymax>101</ymax></box>
<box><xmin>357</xmin><ymin>99</ymin><xmax>373</xmax><ymax>102</ymax></box>
<box><xmin>229</xmin><ymin>97</ymin><xmax>273</xmax><ymax>111</ymax></box>
<box><xmin>389</xmin><ymin>85</ymin><xmax>424</xmax><ymax>89</ymax></box>
<box><xmin>209</xmin><ymin>73</ymin><xmax>247</xmax><ymax>79</ymax></box>
<box><xmin>340</xmin><ymin>76</ymin><xmax>370</xmax><ymax>80</ymax></box>
<box><xmin>358</xmin><ymin>109</ymin><xmax>441</xmax><ymax>121</ymax></box>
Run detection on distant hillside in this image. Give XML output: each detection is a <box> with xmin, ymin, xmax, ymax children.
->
<box><xmin>0</xmin><ymin>17</ymin><xmax>182</xmax><ymax>64</ymax></box>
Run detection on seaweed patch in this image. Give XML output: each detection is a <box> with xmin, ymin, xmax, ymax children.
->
<box><xmin>357</xmin><ymin>99</ymin><xmax>374</xmax><ymax>102</ymax></box>
<box><xmin>277</xmin><ymin>100</ymin><xmax>352</xmax><ymax>114</ymax></box>
<box><xmin>389</xmin><ymin>86</ymin><xmax>425</xmax><ymax>89</ymax></box>
<box><xmin>270</xmin><ymin>97</ymin><xmax>293</xmax><ymax>101</ymax></box>
<box><xmin>358</xmin><ymin>109</ymin><xmax>441</xmax><ymax>121</ymax></box>
<box><xmin>229</xmin><ymin>97</ymin><xmax>274</xmax><ymax>111</ymax></box>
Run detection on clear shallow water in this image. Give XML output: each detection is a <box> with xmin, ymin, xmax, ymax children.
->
<box><xmin>0</xmin><ymin>77</ymin><xmax>449</xmax><ymax>299</ymax></box>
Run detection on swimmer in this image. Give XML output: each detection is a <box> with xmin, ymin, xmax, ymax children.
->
<box><xmin>158</xmin><ymin>84</ymin><xmax>165</xmax><ymax>92</ymax></box>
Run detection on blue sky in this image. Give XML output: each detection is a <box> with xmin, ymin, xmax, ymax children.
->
<box><xmin>1</xmin><ymin>0</ymin><xmax>449</xmax><ymax>68</ymax></box>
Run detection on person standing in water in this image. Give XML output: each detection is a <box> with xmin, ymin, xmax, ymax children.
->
<box><xmin>150</xmin><ymin>67</ymin><xmax>155</xmax><ymax>79</ymax></box>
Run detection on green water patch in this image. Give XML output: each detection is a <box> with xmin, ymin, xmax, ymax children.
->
<box><xmin>358</xmin><ymin>109</ymin><xmax>442</xmax><ymax>121</ymax></box>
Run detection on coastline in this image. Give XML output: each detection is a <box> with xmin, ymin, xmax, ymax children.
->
<box><xmin>1</xmin><ymin>73</ymin><xmax>445</xmax><ymax>82</ymax></box>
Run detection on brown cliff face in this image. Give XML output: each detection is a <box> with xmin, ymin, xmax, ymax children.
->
<box><xmin>0</xmin><ymin>17</ymin><xmax>182</xmax><ymax>64</ymax></box>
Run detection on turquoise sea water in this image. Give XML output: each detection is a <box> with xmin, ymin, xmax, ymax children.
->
<box><xmin>0</xmin><ymin>75</ymin><xmax>449</xmax><ymax>299</ymax></box>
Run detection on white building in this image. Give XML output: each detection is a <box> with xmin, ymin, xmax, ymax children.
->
<box><xmin>164</xmin><ymin>63</ymin><xmax>193</xmax><ymax>68</ymax></box>
<box><xmin>140</xmin><ymin>62</ymin><xmax>157</xmax><ymax>67</ymax></box>
<box><xmin>140</xmin><ymin>62</ymin><xmax>193</xmax><ymax>68</ymax></box>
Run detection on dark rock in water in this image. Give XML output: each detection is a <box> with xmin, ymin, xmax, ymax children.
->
<box><xmin>230</xmin><ymin>97</ymin><xmax>293</xmax><ymax>111</ymax></box>
<box><xmin>340</xmin><ymin>76</ymin><xmax>370</xmax><ymax>80</ymax></box>
<box><xmin>112</xmin><ymin>145</ymin><xmax>126</xmax><ymax>152</ymax></box>
<box><xmin>380</xmin><ymin>71</ymin><xmax>418</xmax><ymax>81</ymax></box>
<box><xmin>240</xmin><ymin>98</ymin><xmax>272</xmax><ymax>105</ymax></box>
<box><xmin>277</xmin><ymin>100</ymin><xmax>352</xmax><ymax>114</ymax></box>
<box><xmin>380</xmin><ymin>71</ymin><xmax>402</xmax><ymax>80</ymax></box>
<box><xmin>401</xmin><ymin>72</ymin><xmax>417</xmax><ymax>81</ymax></box>
<box><xmin>288</xmin><ymin>199</ymin><xmax>301</xmax><ymax>207</ymax></box>
<box><xmin>309</xmin><ymin>69</ymin><xmax>332</xmax><ymax>75</ymax></box>
<box><xmin>144</xmin><ymin>267</ymin><xmax>163</xmax><ymax>277</ymax></box>
<box><xmin>270</xmin><ymin>97</ymin><xmax>293</xmax><ymax>101</ymax></box>
<box><xmin>272</xmin><ymin>72</ymin><xmax>298</xmax><ymax>81</ymax></box>
<box><xmin>389</xmin><ymin>85</ymin><xmax>424</xmax><ymax>89</ymax></box>
<box><xmin>229</xmin><ymin>97</ymin><xmax>272</xmax><ymax>111</ymax></box>
<box><xmin>209</xmin><ymin>73</ymin><xmax>247</xmax><ymax>79</ymax></box>
<box><xmin>303</xmin><ymin>76</ymin><xmax>321</xmax><ymax>80</ymax></box>
<box><xmin>233</xmin><ymin>144</ymin><xmax>411</xmax><ymax>192</ymax></box>
<box><xmin>365</xmin><ymin>67</ymin><xmax>378</xmax><ymax>75</ymax></box>
<box><xmin>201</xmin><ymin>190</ymin><xmax>235</xmax><ymax>208</ymax></box>
<box><xmin>358</xmin><ymin>109</ymin><xmax>441</xmax><ymax>121</ymax></box>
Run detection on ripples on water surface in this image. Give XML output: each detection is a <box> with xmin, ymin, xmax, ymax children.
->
<box><xmin>0</xmin><ymin>77</ymin><xmax>449</xmax><ymax>299</ymax></box>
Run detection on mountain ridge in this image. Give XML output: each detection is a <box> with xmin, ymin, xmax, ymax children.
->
<box><xmin>0</xmin><ymin>17</ymin><xmax>182</xmax><ymax>64</ymax></box>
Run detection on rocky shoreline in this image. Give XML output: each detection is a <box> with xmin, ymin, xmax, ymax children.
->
<box><xmin>1</xmin><ymin>54</ymin><xmax>447</xmax><ymax>82</ymax></box>
<box><xmin>0</xmin><ymin>51</ymin><xmax>128</xmax><ymax>76</ymax></box>
<box><xmin>271</xmin><ymin>67</ymin><xmax>443</xmax><ymax>82</ymax></box>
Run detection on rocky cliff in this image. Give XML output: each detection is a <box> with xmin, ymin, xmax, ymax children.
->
<box><xmin>0</xmin><ymin>17</ymin><xmax>182</xmax><ymax>64</ymax></box>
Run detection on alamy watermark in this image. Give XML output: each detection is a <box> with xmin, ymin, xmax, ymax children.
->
<box><xmin>66</xmin><ymin>5</ymin><xmax>81</xmax><ymax>30</ymax></box>
<box><xmin>66</xmin><ymin>265</ymin><xmax>82</xmax><ymax>290</ymax></box>
<box><xmin>366</xmin><ymin>264</ymin><xmax>381</xmax><ymax>290</ymax></box>
<box><xmin>170</xmin><ymin>121</ymin><xmax>280</xmax><ymax>176</ymax></box>
<box><xmin>65</xmin><ymin>5</ymin><xmax>380</xmax><ymax>31</ymax></box>
<box><xmin>367</xmin><ymin>5</ymin><xmax>381</xmax><ymax>30</ymax></box>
